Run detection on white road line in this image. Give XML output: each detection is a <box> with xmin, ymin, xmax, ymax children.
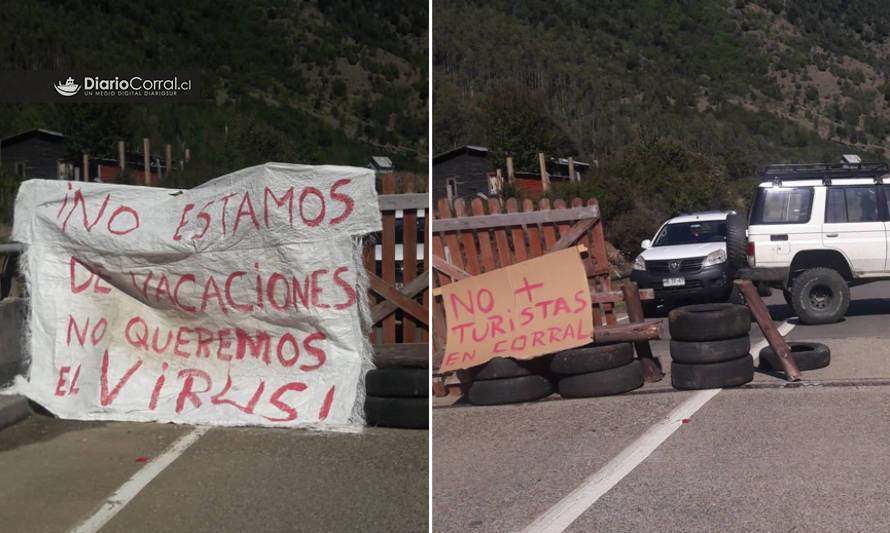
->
<box><xmin>69</xmin><ymin>426</ymin><xmax>210</xmax><ymax>533</ymax></box>
<box><xmin>519</xmin><ymin>319</ymin><xmax>795</xmax><ymax>533</ymax></box>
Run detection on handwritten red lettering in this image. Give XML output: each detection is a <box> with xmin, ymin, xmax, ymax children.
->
<box><xmin>265</xmin><ymin>382</ymin><xmax>307</xmax><ymax>422</ymax></box>
<box><xmin>172</xmin><ymin>203</ymin><xmax>194</xmax><ymax>241</ymax></box>
<box><xmin>211</xmin><ymin>375</ymin><xmax>265</xmax><ymax>415</ymax></box>
<box><xmin>175</xmin><ymin>369</ymin><xmax>212</xmax><ymax>413</ymax></box>
<box><xmin>148</xmin><ymin>362</ymin><xmax>169</xmax><ymax>410</ymax></box>
<box><xmin>298</xmin><ymin>187</ymin><xmax>325</xmax><ymax>227</ymax></box>
<box><xmin>300</xmin><ymin>332</ymin><xmax>326</xmax><ymax>371</ymax></box>
<box><xmin>329</xmin><ymin>179</ymin><xmax>353</xmax><ymax>225</ymax></box>
<box><xmin>264</xmin><ymin>186</ymin><xmax>294</xmax><ymax>227</ymax></box>
<box><xmin>107</xmin><ymin>205</ymin><xmax>140</xmax><ymax>235</ymax></box>
<box><xmin>100</xmin><ymin>350</ymin><xmax>143</xmax><ymax>407</ymax></box>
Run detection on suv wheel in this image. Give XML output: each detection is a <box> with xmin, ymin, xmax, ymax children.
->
<box><xmin>789</xmin><ymin>268</ymin><xmax>850</xmax><ymax>324</ymax></box>
<box><xmin>782</xmin><ymin>287</ymin><xmax>793</xmax><ymax>307</ymax></box>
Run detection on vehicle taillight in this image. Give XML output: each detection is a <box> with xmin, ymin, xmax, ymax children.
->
<box><xmin>747</xmin><ymin>241</ymin><xmax>755</xmax><ymax>262</ymax></box>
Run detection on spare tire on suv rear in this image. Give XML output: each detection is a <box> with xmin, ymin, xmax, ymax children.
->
<box><xmin>725</xmin><ymin>212</ymin><xmax>748</xmax><ymax>269</ymax></box>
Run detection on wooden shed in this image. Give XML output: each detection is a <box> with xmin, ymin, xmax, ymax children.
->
<box><xmin>0</xmin><ymin>128</ymin><xmax>67</xmax><ymax>180</ymax></box>
<box><xmin>432</xmin><ymin>145</ymin><xmax>495</xmax><ymax>202</ymax></box>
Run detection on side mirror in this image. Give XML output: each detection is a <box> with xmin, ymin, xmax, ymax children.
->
<box><xmin>641</xmin><ymin>239</ymin><xmax>652</xmax><ymax>250</ymax></box>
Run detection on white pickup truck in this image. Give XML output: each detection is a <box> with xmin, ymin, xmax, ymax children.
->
<box><xmin>738</xmin><ymin>160</ymin><xmax>890</xmax><ymax>324</ymax></box>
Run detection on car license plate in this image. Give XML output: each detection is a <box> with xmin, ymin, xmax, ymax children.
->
<box><xmin>663</xmin><ymin>277</ymin><xmax>685</xmax><ymax>287</ymax></box>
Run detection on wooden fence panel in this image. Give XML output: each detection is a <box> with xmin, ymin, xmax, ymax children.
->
<box><xmin>380</xmin><ymin>175</ymin><xmax>397</xmax><ymax>343</ymax></box>
<box><xmin>364</xmin><ymin>174</ymin><xmax>430</xmax><ymax>346</ymax></box>
<box><xmin>401</xmin><ymin>174</ymin><xmax>418</xmax><ymax>342</ymax></box>
<box><xmin>523</xmin><ymin>198</ymin><xmax>544</xmax><ymax>258</ymax></box>
<box><xmin>505</xmin><ymin>198</ymin><xmax>528</xmax><ymax>262</ymax></box>
<box><xmin>455</xmin><ymin>199</ymin><xmax>481</xmax><ymax>276</ymax></box>
<box><xmin>422</xmin><ymin>178</ymin><xmax>430</xmax><ymax>342</ymax></box>
<box><xmin>432</xmin><ymin>194</ymin><xmax>612</xmax><ymax>333</ymax></box>
<box><xmin>488</xmin><ymin>198</ymin><xmax>512</xmax><ymax>268</ymax></box>
<box><xmin>471</xmin><ymin>199</ymin><xmax>497</xmax><ymax>272</ymax></box>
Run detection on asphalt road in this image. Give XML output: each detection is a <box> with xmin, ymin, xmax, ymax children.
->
<box><xmin>433</xmin><ymin>280</ymin><xmax>890</xmax><ymax>533</ymax></box>
<box><xmin>0</xmin><ymin>417</ymin><xmax>428</xmax><ymax>533</ymax></box>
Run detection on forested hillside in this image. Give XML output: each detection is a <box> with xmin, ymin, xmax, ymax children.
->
<box><xmin>435</xmin><ymin>0</ymin><xmax>890</xmax><ymax>253</ymax></box>
<box><xmin>0</xmin><ymin>0</ymin><xmax>428</xmax><ymax>183</ymax></box>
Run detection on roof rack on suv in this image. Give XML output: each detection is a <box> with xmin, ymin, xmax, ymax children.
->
<box><xmin>760</xmin><ymin>162</ymin><xmax>890</xmax><ymax>185</ymax></box>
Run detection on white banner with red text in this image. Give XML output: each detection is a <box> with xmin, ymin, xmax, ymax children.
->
<box><xmin>10</xmin><ymin>163</ymin><xmax>380</xmax><ymax>428</ymax></box>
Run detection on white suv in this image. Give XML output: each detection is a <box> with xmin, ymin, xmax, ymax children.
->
<box><xmin>741</xmin><ymin>160</ymin><xmax>890</xmax><ymax>324</ymax></box>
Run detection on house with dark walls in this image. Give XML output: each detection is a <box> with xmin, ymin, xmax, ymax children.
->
<box><xmin>432</xmin><ymin>145</ymin><xmax>494</xmax><ymax>201</ymax></box>
<box><xmin>1</xmin><ymin>128</ymin><xmax>167</xmax><ymax>184</ymax></box>
<box><xmin>0</xmin><ymin>129</ymin><xmax>67</xmax><ymax>180</ymax></box>
<box><xmin>432</xmin><ymin>144</ymin><xmax>592</xmax><ymax>201</ymax></box>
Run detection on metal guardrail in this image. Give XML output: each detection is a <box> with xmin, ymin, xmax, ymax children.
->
<box><xmin>0</xmin><ymin>244</ymin><xmax>23</xmax><ymax>254</ymax></box>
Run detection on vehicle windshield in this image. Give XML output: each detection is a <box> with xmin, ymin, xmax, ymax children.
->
<box><xmin>653</xmin><ymin>220</ymin><xmax>726</xmax><ymax>246</ymax></box>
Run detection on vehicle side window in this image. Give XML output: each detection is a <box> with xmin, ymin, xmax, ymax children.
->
<box><xmin>825</xmin><ymin>187</ymin><xmax>879</xmax><ymax>223</ymax></box>
<box><xmin>825</xmin><ymin>188</ymin><xmax>846</xmax><ymax>223</ymax></box>
<box><xmin>883</xmin><ymin>186</ymin><xmax>890</xmax><ymax>218</ymax></box>
<box><xmin>751</xmin><ymin>187</ymin><xmax>813</xmax><ymax>224</ymax></box>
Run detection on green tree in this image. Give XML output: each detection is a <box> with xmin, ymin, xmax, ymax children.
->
<box><xmin>476</xmin><ymin>82</ymin><xmax>573</xmax><ymax>170</ymax></box>
<box><xmin>58</xmin><ymin>104</ymin><xmax>130</xmax><ymax>158</ymax></box>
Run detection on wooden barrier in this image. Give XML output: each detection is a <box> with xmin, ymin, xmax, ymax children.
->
<box><xmin>363</xmin><ymin>174</ymin><xmax>429</xmax><ymax>366</ymax></box>
<box><xmin>735</xmin><ymin>279</ymin><xmax>800</xmax><ymax>381</ymax></box>
<box><xmin>431</xmin><ymin>196</ymin><xmax>661</xmax><ymax>392</ymax></box>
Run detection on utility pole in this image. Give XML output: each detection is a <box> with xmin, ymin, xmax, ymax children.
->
<box><xmin>143</xmin><ymin>138</ymin><xmax>150</xmax><ymax>185</ymax></box>
<box><xmin>165</xmin><ymin>144</ymin><xmax>172</xmax><ymax>179</ymax></box>
<box><xmin>538</xmin><ymin>152</ymin><xmax>550</xmax><ymax>192</ymax></box>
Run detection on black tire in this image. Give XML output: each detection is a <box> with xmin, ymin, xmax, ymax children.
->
<box><xmin>782</xmin><ymin>288</ymin><xmax>793</xmax><ymax>307</ymax></box>
<box><xmin>365</xmin><ymin>368</ymin><xmax>427</xmax><ymax>397</ymax></box>
<box><xmin>671</xmin><ymin>355</ymin><xmax>754</xmax><ymax>390</ymax></box>
<box><xmin>474</xmin><ymin>356</ymin><xmax>546</xmax><ymax>381</ymax></box>
<box><xmin>670</xmin><ymin>336</ymin><xmax>751</xmax><ymax>364</ymax></box>
<box><xmin>467</xmin><ymin>375</ymin><xmax>553</xmax><ymax>406</ymax></box>
<box><xmin>373</xmin><ymin>343</ymin><xmax>428</xmax><ymax>369</ymax></box>
<box><xmin>364</xmin><ymin>396</ymin><xmax>428</xmax><ymax>429</ymax></box>
<box><xmin>550</xmin><ymin>343</ymin><xmax>635</xmax><ymax>375</ymax></box>
<box><xmin>789</xmin><ymin>268</ymin><xmax>850</xmax><ymax>324</ymax></box>
<box><xmin>759</xmin><ymin>341</ymin><xmax>830</xmax><ymax>372</ymax></box>
<box><xmin>725</xmin><ymin>286</ymin><xmax>744</xmax><ymax>305</ymax></box>
<box><xmin>757</xmin><ymin>282</ymin><xmax>772</xmax><ymax>298</ymax></box>
<box><xmin>557</xmin><ymin>360</ymin><xmax>644</xmax><ymax>398</ymax></box>
<box><xmin>668</xmin><ymin>303</ymin><xmax>751</xmax><ymax>342</ymax></box>
<box><xmin>726</xmin><ymin>213</ymin><xmax>748</xmax><ymax>269</ymax></box>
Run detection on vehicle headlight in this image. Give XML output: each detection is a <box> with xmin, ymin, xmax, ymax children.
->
<box><xmin>633</xmin><ymin>254</ymin><xmax>646</xmax><ymax>271</ymax></box>
<box><xmin>702</xmin><ymin>249</ymin><xmax>727</xmax><ymax>267</ymax></box>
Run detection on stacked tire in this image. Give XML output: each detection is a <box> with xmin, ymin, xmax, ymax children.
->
<box><xmin>466</xmin><ymin>357</ymin><xmax>553</xmax><ymax>406</ymax></box>
<box><xmin>669</xmin><ymin>303</ymin><xmax>754</xmax><ymax>390</ymax></box>
<box><xmin>364</xmin><ymin>365</ymin><xmax>428</xmax><ymax>429</ymax></box>
<box><xmin>551</xmin><ymin>343</ymin><xmax>644</xmax><ymax>398</ymax></box>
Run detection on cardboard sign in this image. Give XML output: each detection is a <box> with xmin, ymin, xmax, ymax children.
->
<box><xmin>438</xmin><ymin>247</ymin><xmax>594</xmax><ymax>373</ymax></box>
<box><xmin>10</xmin><ymin>163</ymin><xmax>381</xmax><ymax>428</ymax></box>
